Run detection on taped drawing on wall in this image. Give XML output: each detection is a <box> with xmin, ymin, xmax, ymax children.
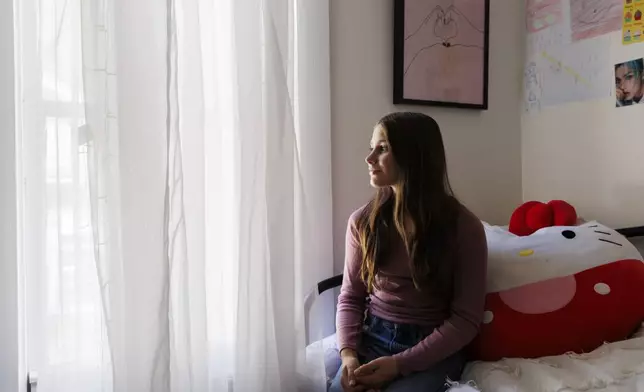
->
<box><xmin>527</xmin><ymin>22</ymin><xmax>572</xmax><ymax>54</ymax></box>
<box><xmin>524</xmin><ymin>36</ymin><xmax>612</xmax><ymax>110</ymax></box>
<box><xmin>570</xmin><ymin>0</ymin><xmax>623</xmax><ymax>41</ymax></box>
<box><xmin>526</xmin><ymin>0</ymin><xmax>572</xmax><ymax>55</ymax></box>
<box><xmin>526</xmin><ymin>0</ymin><xmax>564</xmax><ymax>33</ymax></box>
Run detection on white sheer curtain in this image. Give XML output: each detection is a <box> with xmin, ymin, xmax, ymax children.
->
<box><xmin>16</xmin><ymin>0</ymin><xmax>333</xmax><ymax>391</ymax></box>
<box><xmin>16</xmin><ymin>0</ymin><xmax>115</xmax><ymax>390</ymax></box>
<box><xmin>170</xmin><ymin>0</ymin><xmax>334</xmax><ymax>389</ymax></box>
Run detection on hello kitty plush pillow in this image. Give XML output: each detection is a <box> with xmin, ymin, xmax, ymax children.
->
<box><xmin>468</xmin><ymin>221</ymin><xmax>644</xmax><ymax>361</ymax></box>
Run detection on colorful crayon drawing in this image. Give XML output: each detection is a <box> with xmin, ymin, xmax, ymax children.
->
<box><xmin>526</xmin><ymin>0</ymin><xmax>563</xmax><ymax>33</ymax></box>
<box><xmin>570</xmin><ymin>0</ymin><xmax>623</xmax><ymax>41</ymax></box>
<box><xmin>540</xmin><ymin>51</ymin><xmax>592</xmax><ymax>87</ymax></box>
<box><xmin>524</xmin><ymin>36</ymin><xmax>612</xmax><ymax>109</ymax></box>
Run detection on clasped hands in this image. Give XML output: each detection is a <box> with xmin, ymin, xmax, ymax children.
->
<box><xmin>339</xmin><ymin>349</ymin><xmax>399</xmax><ymax>392</ymax></box>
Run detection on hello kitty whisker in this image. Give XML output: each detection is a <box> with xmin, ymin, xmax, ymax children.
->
<box><xmin>598</xmin><ymin>238</ymin><xmax>623</xmax><ymax>247</ymax></box>
<box><xmin>594</xmin><ymin>230</ymin><xmax>611</xmax><ymax>236</ymax></box>
<box><xmin>588</xmin><ymin>225</ymin><xmax>599</xmax><ymax>228</ymax></box>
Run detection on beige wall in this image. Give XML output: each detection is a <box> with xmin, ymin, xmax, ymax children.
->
<box><xmin>330</xmin><ymin>0</ymin><xmax>525</xmax><ymax>270</ymax></box>
<box><xmin>522</xmin><ymin>32</ymin><xmax>644</xmax><ymax>230</ymax></box>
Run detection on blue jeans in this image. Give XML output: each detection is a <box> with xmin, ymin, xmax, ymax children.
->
<box><xmin>329</xmin><ymin>314</ymin><xmax>465</xmax><ymax>392</ymax></box>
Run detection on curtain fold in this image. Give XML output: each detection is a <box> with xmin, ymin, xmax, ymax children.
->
<box><xmin>168</xmin><ymin>0</ymin><xmax>333</xmax><ymax>390</ymax></box>
<box><xmin>79</xmin><ymin>0</ymin><xmax>124</xmax><ymax>389</ymax></box>
<box><xmin>17</xmin><ymin>0</ymin><xmax>333</xmax><ymax>390</ymax></box>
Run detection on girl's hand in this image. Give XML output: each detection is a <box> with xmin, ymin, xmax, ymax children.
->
<box><xmin>340</xmin><ymin>349</ymin><xmax>366</xmax><ymax>392</ymax></box>
<box><xmin>616</xmin><ymin>87</ymin><xmax>625</xmax><ymax>101</ymax></box>
<box><xmin>354</xmin><ymin>356</ymin><xmax>399</xmax><ymax>389</ymax></box>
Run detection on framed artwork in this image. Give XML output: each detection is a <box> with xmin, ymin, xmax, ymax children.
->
<box><xmin>394</xmin><ymin>0</ymin><xmax>490</xmax><ymax>109</ymax></box>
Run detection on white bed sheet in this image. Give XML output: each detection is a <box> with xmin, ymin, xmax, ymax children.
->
<box><xmin>458</xmin><ymin>336</ymin><xmax>644</xmax><ymax>392</ymax></box>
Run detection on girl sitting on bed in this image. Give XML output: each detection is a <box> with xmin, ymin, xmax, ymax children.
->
<box><xmin>329</xmin><ymin>112</ymin><xmax>488</xmax><ymax>392</ymax></box>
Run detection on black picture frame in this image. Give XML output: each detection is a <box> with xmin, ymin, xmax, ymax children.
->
<box><xmin>393</xmin><ymin>0</ymin><xmax>490</xmax><ymax>110</ymax></box>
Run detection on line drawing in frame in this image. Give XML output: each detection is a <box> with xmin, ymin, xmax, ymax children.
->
<box><xmin>394</xmin><ymin>0</ymin><xmax>490</xmax><ymax>109</ymax></box>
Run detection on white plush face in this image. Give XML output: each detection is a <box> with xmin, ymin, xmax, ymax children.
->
<box><xmin>484</xmin><ymin>221</ymin><xmax>644</xmax><ymax>293</ymax></box>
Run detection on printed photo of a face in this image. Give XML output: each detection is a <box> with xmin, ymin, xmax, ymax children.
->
<box><xmin>615</xmin><ymin>58</ymin><xmax>644</xmax><ymax>107</ymax></box>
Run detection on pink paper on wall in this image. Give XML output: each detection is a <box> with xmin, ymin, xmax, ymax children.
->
<box><xmin>526</xmin><ymin>0</ymin><xmax>563</xmax><ymax>33</ymax></box>
<box><xmin>570</xmin><ymin>0</ymin><xmax>623</xmax><ymax>41</ymax></box>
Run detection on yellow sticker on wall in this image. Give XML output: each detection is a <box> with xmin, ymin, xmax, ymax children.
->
<box><xmin>623</xmin><ymin>0</ymin><xmax>644</xmax><ymax>45</ymax></box>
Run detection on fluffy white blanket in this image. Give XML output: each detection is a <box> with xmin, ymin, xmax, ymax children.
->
<box><xmin>453</xmin><ymin>335</ymin><xmax>644</xmax><ymax>392</ymax></box>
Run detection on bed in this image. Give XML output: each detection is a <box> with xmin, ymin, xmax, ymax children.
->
<box><xmin>304</xmin><ymin>222</ymin><xmax>644</xmax><ymax>391</ymax></box>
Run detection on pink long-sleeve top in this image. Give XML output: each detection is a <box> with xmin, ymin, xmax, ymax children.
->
<box><xmin>336</xmin><ymin>205</ymin><xmax>487</xmax><ymax>376</ymax></box>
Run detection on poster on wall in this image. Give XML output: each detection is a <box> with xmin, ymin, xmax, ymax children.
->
<box><xmin>393</xmin><ymin>0</ymin><xmax>490</xmax><ymax>110</ymax></box>
<box><xmin>615</xmin><ymin>58</ymin><xmax>644</xmax><ymax>106</ymax></box>
<box><xmin>524</xmin><ymin>36</ymin><xmax>612</xmax><ymax>111</ymax></box>
<box><xmin>526</xmin><ymin>0</ymin><xmax>572</xmax><ymax>54</ymax></box>
<box><xmin>622</xmin><ymin>0</ymin><xmax>644</xmax><ymax>45</ymax></box>
<box><xmin>523</xmin><ymin>0</ymin><xmax>615</xmax><ymax>112</ymax></box>
<box><xmin>570</xmin><ymin>0</ymin><xmax>623</xmax><ymax>41</ymax></box>
<box><xmin>525</xmin><ymin>0</ymin><xmax>623</xmax><ymax>54</ymax></box>
<box><xmin>526</xmin><ymin>0</ymin><xmax>564</xmax><ymax>33</ymax></box>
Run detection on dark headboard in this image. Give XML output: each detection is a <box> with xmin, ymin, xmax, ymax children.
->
<box><xmin>619</xmin><ymin>226</ymin><xmax>644</xmax><ymax>255</ymax></box>
<box><xmin>617</xmin><ymin>226</ymin><xmax>644</xmax><ymax>238</ymax></box>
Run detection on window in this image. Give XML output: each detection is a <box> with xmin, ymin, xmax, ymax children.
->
<box><xmin>16</xmin><ymin>0</ymin><xmax>112</xmax><ymax>390</ymax></box>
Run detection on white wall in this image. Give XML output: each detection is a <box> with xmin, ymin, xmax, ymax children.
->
<box><xmin>523</xmin><ymin>33</ymin><xmax>644</xmax><ymax>229</ymax></box>
<box><xmin>330</xmin><ymin>0</ymin><xmax>525</xmax><ymax>271</ymax></box>
<box><xmin>0</xmin><ymin>0</ymin><xmax>22</xmax><ymax>390</ymax></box>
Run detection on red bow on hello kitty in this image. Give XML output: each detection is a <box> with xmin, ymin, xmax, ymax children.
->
<box><xmin>508</xmin><ymin>200</ymin><xmax>578</xmax><ymax>236</ymax></box>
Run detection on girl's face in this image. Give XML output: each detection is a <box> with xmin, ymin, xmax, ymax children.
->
<box><xmin>365</xmin><ymin>125</ymin><xmax>400</xmax><ymax>188</ymax></box>
<box><xmin>615</xmin><ymin>65</ymin><xmax>642</xmax><ymax>100</ymax></box>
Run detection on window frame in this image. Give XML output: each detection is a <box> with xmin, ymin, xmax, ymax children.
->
<box><xmin>0</xmin><ymin>0</ymin><xmax>24</xmax><ymax>390</ymax></box>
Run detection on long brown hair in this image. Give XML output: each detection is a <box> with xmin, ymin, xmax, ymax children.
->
<box><xmin>358</xmin><ymin>112</ymin><xmax>460</xmax><ymax>295</ymax></box>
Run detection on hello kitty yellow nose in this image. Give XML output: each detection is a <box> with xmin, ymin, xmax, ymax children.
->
<box><xmin>519</xmin><ymin>249</ymin><xmax>535</xmax><ymax>257</ymax></box>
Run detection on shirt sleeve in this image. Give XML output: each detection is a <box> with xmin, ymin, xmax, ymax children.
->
<box><xmin>335</xmin><ymin>210</ymin><xmax>369</xmax><ymax>353</ymax></box>
<box><xmin>392</xmin><ymin>211</ymin><xmax>488</xmax><ymax>375</ymax></box>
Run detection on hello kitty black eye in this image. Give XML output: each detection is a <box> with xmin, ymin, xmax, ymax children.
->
<box><xmin>561</xmin><ymin>230</ymin><xmax>576</xmax><ymax>239</ymax></box>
